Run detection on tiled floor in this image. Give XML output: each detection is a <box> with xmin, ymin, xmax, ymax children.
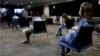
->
<box><xmin>0</xmin><ymin>23</ymin><xmax>100</xmax><ymax>56</ymax></box>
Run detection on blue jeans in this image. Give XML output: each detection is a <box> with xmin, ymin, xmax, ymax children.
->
<box><xmin>12</xmin><ymin>19</ymin><xmax>19</xmax><ymax>29</ymax></box>
<box><xmin>59</xmin><ymin>36</ymin><xmax>71</xmax><ymax>56</ymax></box>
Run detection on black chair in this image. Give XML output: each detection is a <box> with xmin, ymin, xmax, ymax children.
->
<box><xmin>33</xmin><ymin>21</ymin><xmax>47</xmax><ymax>34</ymax></box>
<box><xmin>66</xmin><ymin>19</ymin><xmax>75</xmax><ymax>29</ymax></box>
<box><xmin>33</xmin><ymin>21</ymin><xmax>49</xmax><ymax>43</ymax></box>
<box><xmin>46</xmin><ymin>18</ymin><xmax>53</xmax><ymax>25</ymax></box>
<box><xmin>27</xmin><ymin>18</ymin><xmax>32</xmax><ymax>22</ymax></box>
<box><xmin>59</xmin><ymin>26</ymin><xmax>95</xmax><ymax>55</ymax></box>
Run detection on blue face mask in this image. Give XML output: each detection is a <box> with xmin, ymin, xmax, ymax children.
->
<box><xmin>79</xmin><ymin>7</ymin><xmax>82</xmax><ymax>16</ymax></box>
<box><xmin>79</xmin><ymin>2</ymin><xmax>87</xmax><ymax>16</ymax></box>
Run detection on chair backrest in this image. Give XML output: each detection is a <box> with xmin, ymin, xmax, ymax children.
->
<box><xmin>46</xmin><ymin>18</ymin><xmax>53</xmax><ymax>25</ymax></box>
<box><xmin>66</xmin><ymin>19</ymin><xmax>75</xmax><ymax>29</ymax></box>
<box><xmin>33</xmin><ymin>21</ymin><xmax>47</xmax><ymax>34</ymax></box>
<box><xmin>74</xmin><ymin>26</ymin><xmax>95</xmax><ymax>50</ymax></box>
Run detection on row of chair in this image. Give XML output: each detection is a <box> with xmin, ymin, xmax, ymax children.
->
<box><xmin>25</xmin><ymin>20</ymin><xmax>99</xmax><ymax>56</ymax></box>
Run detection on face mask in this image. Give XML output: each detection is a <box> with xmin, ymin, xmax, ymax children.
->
<box><xmin>79</xmin><ymin>2</ymin><xmax>86</xmax><ymax>16</ymax></box>
<box><xmin>79</xmin><ymin>7</ymin><xmax>82</xmax><ymax>16</ymax></box>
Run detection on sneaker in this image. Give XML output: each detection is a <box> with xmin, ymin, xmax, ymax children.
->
<box><xmin>56</xmin><ymin>34</ymin><xmax>62</xmax><ymax>36</ymax></box>
<box><xmin>66</xmin><ymin>50</ymin><xmax>72</xmax><ymax>55</ymax></box>
<box><xmin>23</xmin><ymin>40</ymin><xmax>30</xmax><ymax>44</ymax></box>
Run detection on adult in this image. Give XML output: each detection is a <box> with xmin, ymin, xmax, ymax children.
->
<box><xmin>23</xmin><ymin>12</ymin><xmax>42</xmax><ymax>44</ymax></box>
<box><xmin>59</xmin><ymin>2</ymin><xmax>95</xmax><ymax>56</ymax></box>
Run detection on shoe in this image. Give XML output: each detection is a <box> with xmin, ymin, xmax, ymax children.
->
<box><xmin>23</xmin><ymin>40</ymin><xmax>30</xmax><ymax>44</ymax></box>
<box><xmin>66</xmin><ymin>50</ymin><xmax>72</xmax><ymax>55</ymax></box>
<box><xmin>56</xmin><ymin>34</ymin><xmax>62</xmax><ymax>38</ymax></box>
<box><xmin>56</xmin><ymin>34</ymin><xmax>62</xmax><ymax>37</ymax></box>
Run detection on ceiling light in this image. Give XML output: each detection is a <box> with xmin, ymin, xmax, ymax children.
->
<box><xmin>4</xmin><ymin>3</ymin><xmax>6</xmax><ymax>5</ymax></box>
<box><xmin>17</xmin><ymin>4</ymin><xmax>20</xmax><ymax>6</ymax></box>
<box><xmin>31</xmin><ymin>1</ymin><xmax>33</xmax><ymax>3</ymax></box>
<box><xmin>99</xmin><ymin>0</ymin><xmax>100</xmax><ymax>4</ymax></box>
<box><xmin>53</xmin><ymin>5</ymin><xmax>55</xmax><ymax>9</ymax></box>
<box><xmin>21</xmin><ymin>3</ymin><xmax>23</xmax><ymax>5</ymax></box>
<box><xmin>5</xmin><ymin>2</ymin><xmax>8</xmax><ymax>4</ymax></box>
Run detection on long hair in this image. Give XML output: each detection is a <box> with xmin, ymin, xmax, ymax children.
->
<box><xmin>79</xmin><ymin>2</ymin><xmax>93</xmax><ymax>21</ymax></box>
<box><xmin>62</xmin><ymin>13</ymin><xmax>68</xmax><ymax>23</ymax></box>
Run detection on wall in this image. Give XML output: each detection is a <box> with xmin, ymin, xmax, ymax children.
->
<box><xmin>49</xmin><ymin>0</ymin><xmax>100</xmax><ymax>17</ymax></box>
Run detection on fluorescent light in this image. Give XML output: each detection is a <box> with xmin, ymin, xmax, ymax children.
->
<box><xmin>0</xmin><ymin>8</ymin><xmax>7</xmax><ymax>14</ymax></box>
<box><xmin>4</xmin><ymin>3</ymin><xmax>6</xmax><ymax>5</ymax></box>
<box><xmin>5</xmin><ymin>2</ymin><xmax>8</xmax><ymax>4</ymax></box>
<box><xmin>53</xmin><ymin>5</ymin><xmax>55</xmax><ymax>9</ymax></box>
<box><xmin>14</xmin><ymin>8</ymin><xmax>24</xmax><ymax>14</ymax></box>
<box><xmin>99</xmin><ymin>0</ymin><xmax>100</xmax><ymax>4</ymax></box>
<box><xmin>21</xmin><ymin>3</ymin><xmax>23</xmax><ymax>5</ymax></box>
<box><xmin>31</xmin><ymin>1</ymin><xmax>33</xmax><ymax>3</ymax></box>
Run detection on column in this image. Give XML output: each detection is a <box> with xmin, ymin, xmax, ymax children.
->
<box><xmin>43</xmin><ymin>5</ymin><xmax>50</xmax><ymax>17</ymax></box>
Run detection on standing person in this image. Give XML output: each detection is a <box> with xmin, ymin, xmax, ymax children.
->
<box><xmin>23</xmin><ymin>12</ymin><xmax>43</xmax><ymax>44</ymax></box>
<box><xmin>56</xmin><ymin>13</ymin><xmax>68</xmax><ymax>36</ymax></box>
<box><xmin>59</xmin><ymin>2</ymin><xmax>95</xmax><ymax>56</ymax></box>
<box><xmin>12</xmin><ymin>14</ymin><xmax>19</xmax><ymax>30</ymax></box>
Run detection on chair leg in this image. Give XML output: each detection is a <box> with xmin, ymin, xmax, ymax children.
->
<box><xmin>93</xmin><ymin>34</ymin><xmax>100</xmax><ymax>50</ymax></box>
<box><xmin>69</xmin><ymin>50</ymin><xmax>78</xmax><ymax>56</ymax></box>
<box><xmin>47</xmin><ymin>32</ymin><xmax>50</xmax><ymax>44</ymax></box>
<box><xmin>33</xmin><ymin>34</ymin><xmax>41</xmax><ymax>44</ymax></box>
<box><xmin>39</xmin><ymin>33</ymin><xmax>42</xmax><ymax>43</ymax></box>
<box><xmin>33</xmin><ymin>34</ymin><xmax>35</xmax><ymax>43</ymax></box>
<box><xmin>58</xmin><ymin>44</ymin><xmax>60</xmax><ymax>56</ymax></box>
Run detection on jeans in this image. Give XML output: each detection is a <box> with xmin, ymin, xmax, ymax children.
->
<box><xmin>60</xmin><ymin>44</ymin><xmax>71</xmax><ymax>56</ymax></box>
<box><xmin>12</xmin><ymin>19</ymin><xmax>18</xmax><ymax>29</ymax></box>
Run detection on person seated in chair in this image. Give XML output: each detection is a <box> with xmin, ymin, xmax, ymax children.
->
<box><xmin>56</xmin><ymin>13</ymin><xmax>69</xmax><ymax>36</ymax></box>
<box><xmin>23</xmin><ymin>12</ymin><xmax>42</xmax><ymax>44</ymax></box>
<box><xmin>59</xmin><ymin>2</ymin><xmax>95</xmax><ymax>56</ymax></box>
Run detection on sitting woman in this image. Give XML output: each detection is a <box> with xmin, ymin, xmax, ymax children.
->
<box><xmin>59</xmin><ymin>2</ymin><xmax>95</xmax><ymax>56</ymax></box>
<box><xmin>56</xmin><ymin>13</ymin><xmax>69</xmax><ymax>36</ymax></box>
<box><xmin>23</xmin><ymin>12</ymin><xmax>43</xmax><ymax>44</ymax></box>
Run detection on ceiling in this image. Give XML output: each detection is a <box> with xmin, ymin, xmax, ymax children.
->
<box><xmin>1</xmin><ymin>0</ymin><xmax>74</xmax><ymax>6</ymax></box>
